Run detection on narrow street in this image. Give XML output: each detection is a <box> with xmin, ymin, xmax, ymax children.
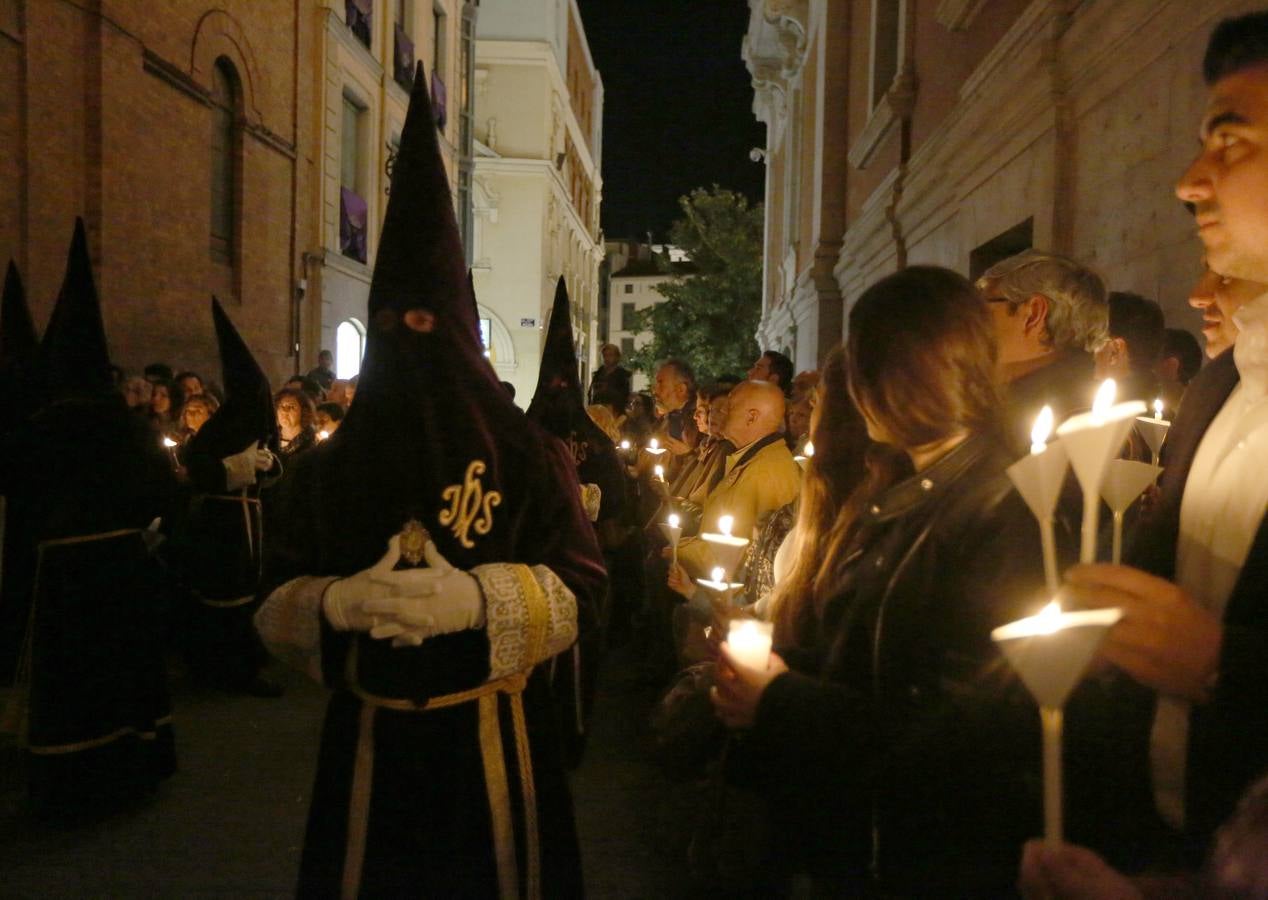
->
<box><xmin>0</xmin><ymin>646</ymin><xmax>701</xmax><ymax>898</ymax></box>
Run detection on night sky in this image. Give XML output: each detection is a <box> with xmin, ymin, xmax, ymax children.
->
<box><xmin>574</xmin><ymin>0</ymin><xmax>766</xmax><ymax>241</ymax></box>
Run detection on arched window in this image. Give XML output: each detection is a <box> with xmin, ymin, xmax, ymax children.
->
<box><xmin>210</xmin><ymin>58</ymin><xmax>241</xmax><ymax>262</ymax></box>
<box><xmin>336</xmin><ymin>318</ymin><xmax>366</xmax><ymax>379</ymax></box>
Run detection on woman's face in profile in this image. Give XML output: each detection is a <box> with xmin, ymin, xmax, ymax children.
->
<box><xmin>152</xmin><ymin>385</ymin><xmax>170</xmax><ymax>415</ymax></box>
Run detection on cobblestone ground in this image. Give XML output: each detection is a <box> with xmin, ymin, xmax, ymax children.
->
<box><xmin>0</xmin><ymin>646</ymin><xmax>701</xmax><ymax>899</ymax></box>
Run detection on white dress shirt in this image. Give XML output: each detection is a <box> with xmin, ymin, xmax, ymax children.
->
<box><xmin>1152</xmin><ymin>291</ymin><xmax>1268</xmax><ymax>829</ymax></box>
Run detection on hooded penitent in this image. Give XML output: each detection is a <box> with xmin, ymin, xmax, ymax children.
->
<box><xmin>183</xmin><ymin>298</ymin><xmax>278</xmax><ymax>488</ymax></box>
<box><xmin>1</xmin><ymin>218</ymin><xmax>175</xmax><ymax>813</ymax></box>
<box><xmin>527</xmin><ymin>277</ymin><xmax>625</xmax><ymax>524</ymax></box>
<box><xmin>261</xmin><ymin>65</ymin><xmax>604</xmax><ymax>897</ymax></box>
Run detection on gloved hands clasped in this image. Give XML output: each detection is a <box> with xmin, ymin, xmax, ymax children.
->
<box><xmin>223</xmin><ymin>442</ymin><xmax>276</xmax><ymax>491</ymax></box>
<box><xmin>321</xmin><ymin>534</ymin><xmax>485</xmax><ymax>648</ymax></box>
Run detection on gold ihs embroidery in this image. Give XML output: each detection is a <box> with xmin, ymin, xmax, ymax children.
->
<box><xmin>439</xmin><ymin>460</ymin><xmax>502</xmax><ymax>548</ymax></box>
<box><xmin>567</xmin><ymin>433</ymin><xmax>589</xmax><ymax>465</ymax></box>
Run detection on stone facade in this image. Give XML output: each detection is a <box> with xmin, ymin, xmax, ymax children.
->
<box><xmin>301</xmin><ymin>0</ymin><xmax>477</xmax><ymax>380</ymax></box>
<box><xmin>471</xmin><ymin>0</ymin><xmax>603</xmax><ymax>405</ymax></box>
<box><xmin>604</xmin><ymin>240</ymin><xmax>689</xmax><ymax>393</ymax></box>
<box><xmin>744</xmin><ymin>0</ymin><xmax>1264</xmax><ymax>372</ymax></box>
<box><xmin>0</xmin><ymin>0</ymin><xmax>305</xmax><ymax>384</ymax></box>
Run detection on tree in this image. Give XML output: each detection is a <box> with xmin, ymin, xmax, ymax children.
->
<box><xmin>627</xmin><ymin>186</ymin><xmax>762</xmax><ymax>383</ymax></box>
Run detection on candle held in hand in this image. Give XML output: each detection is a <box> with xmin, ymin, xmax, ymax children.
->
<box><xmin>727</xmin><ymin>619</ymin><xmax>773</xmax><ymax>671</ymax></box>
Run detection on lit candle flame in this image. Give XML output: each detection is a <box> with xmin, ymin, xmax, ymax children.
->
<box><xmin>1034</xmin><ymin>600</ymin><xmax>1064</xmax><ymax>635</ymax></box>
<box><xmin>1092</xmin><ymin>379</ymin><xmax>1116</xmax><ymax>420</ymax></box>
<box><xmin>711</xmin><ymin>566</ymin><xmax>726</xmax><ymax>584</ymax></box>
<box><xmin>1153</xmin><ymin>398</ymin><xmax>1164</xmax><ymax>420</ymax></box>
<box><xmin>648</xmin><ymin>438</ymin><xmax>659</xmax><ymax>451</ymax></box>
<box><xmin>667</xmin><ymin>513</ymin><xmax>680</xmax><ymax>529</ymax></box>
<box><xmin>162</xmin><ymin>437</ymin><xmax>177</xmax><ymax>448</ymax></box>
<box><xmin>803</xmin><ymin>441</ymin><xmax>815</xmax><ymax>458</ymax></box>
<box><xmin>317</xmin><ymin>430</ymin><xmax>330</xmax><ymax>441</ymax></box>
<box><xmin>1030</xmin><ymin>406</ymin><xmax>1053</xmax><ymax>455</ymax></box>
<box><xmin>619</xmin><ymin>439</ymin><xmax>630</xmax><ymax>451</ymax></box>
<box><xmin>653</xmin><ymin>464</ymin><xmax>664</xmax><ymax>480</ymax></box>
<box><xmin>718</xmin><ymin>514</ymin><xmax>734</xmax><ymax>537</ymax></box>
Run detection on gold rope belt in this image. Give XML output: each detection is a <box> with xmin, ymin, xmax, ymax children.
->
<box><xmin>340</xmin><ymin>643</ymin><xmax>540</xmax><ymax>900</ymax></box>
<box><xmin>203</xmin><ymin>491</ymin><xmax>264</xmax><ymax>566</ymax></box>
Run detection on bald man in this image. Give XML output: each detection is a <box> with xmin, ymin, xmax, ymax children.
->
<box><xmin>674</xmin><ymin>381</ymin><xmax>802</xmax><ymax>579</ymax></box>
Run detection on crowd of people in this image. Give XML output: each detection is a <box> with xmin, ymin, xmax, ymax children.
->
<box><xmin>3</xmin><ymin>16</ymin><xmax>1268</xmax><ymax>899</ymax></box>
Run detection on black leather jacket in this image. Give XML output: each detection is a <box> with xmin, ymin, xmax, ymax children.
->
<box><xmin>749</xmin><ymin>432</ymin><xmax>1055</xmax><ymax>895</ymax></box>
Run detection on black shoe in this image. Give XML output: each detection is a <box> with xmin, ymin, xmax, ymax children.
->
<box><xmin>242</xmin><ymin>676</ymin><xmax>284</xmax><ymax>698</ymax></box>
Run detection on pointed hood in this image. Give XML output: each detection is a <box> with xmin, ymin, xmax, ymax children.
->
<box><xmin>526</xmin><ymin>277</ymin><xmax>623</xmax><ymax>522</ymax></box>
<box><xmin>308</xmin><ymin>62</ymin><xmax>543</xmax><ymax>568</ymax></box>
<box><xmin>467</xmin><ymin>268</ymin><xmax>484</xmax><ymax>349</ymax></box>
<box><xmin>1</xmin><ymin>260</ymin><xmax>37</xmax><ymax>368</ymax></box>
<box><xmin>36</xmin><ymin>218</ymin><xmax>113</xmax><ymax>402</ymax></box>
<box><xmin>186</xmin><ymin>297</ymin><xmax>278</xmax><ymax>460</ymax></box>
<box><xmin>527</xmin><ymin>277</ymin><xmax>585</xmax><ymax>419</ymax></box>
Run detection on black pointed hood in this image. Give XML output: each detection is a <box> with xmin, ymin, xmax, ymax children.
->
<box><xmin>527</xmin><ymin>277</ymin><xmax>585</xmax><ymax>419</ymax></box>
<box><xmin>467</xmin><ymin>268</ymin><xmax>483</xmax><ymax>348</ymax></box>
<box><xmin>1</xmin><ymin>260</ymin><xmax>37</xmax><ymax>368</ymax></box>
<box><xmin>36</xmin><ymin>218</ymin><xmax>113</xmax><ymax>403</ymax></box>
<box><xmin>186</xmin><ymin>297</ymin><xmax>278</xmax><ymax>460</ymax></box>
<box><xmin>310</xmin><ymin>62</ymin><xmax>543</xmax><ymax>568</ymax></box>
<box><xmin>526</xmin><ymin>278</ymin><xmax>623</xmax><ymax>523</ymax></box>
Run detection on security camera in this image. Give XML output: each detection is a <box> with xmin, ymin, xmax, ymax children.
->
<box><xmin>749</xmin><ymin>147</ymin><xmax>767</xmax><ymax>163</ymax></box>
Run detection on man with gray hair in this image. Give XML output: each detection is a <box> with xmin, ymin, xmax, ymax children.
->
<box><xmin>976</xmin><ymin>249</ymin><xmax>1109</xmax><ymax>449</ymax></box>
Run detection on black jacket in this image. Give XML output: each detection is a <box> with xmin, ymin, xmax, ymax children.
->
<box><xmin>745</xmin><ymin>433</ymin><xmax>1056</xmax><ymax>895</ymax></box>
<box><xmin>1126</xmin><ymin>348</ymin><xmax>1268</xmax><ymax>856</ymax></box>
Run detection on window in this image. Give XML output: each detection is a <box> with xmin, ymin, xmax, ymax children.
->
<box><xmin>336</xmin><ymin>319</ymin><xmax>366</xmax><ymax>378</ymax></box>
<box><xmin>620</xmin><ymin>337</ymin><xmax>634</xmax><ymax>358</ymax></box>
<box><xmin>432</xmin><ymin>4</ymin><xmax>448</xmax><ymax>78</ymax></box>
<box><xmin>970</xmin><ymin>218</ymin><xmax>1034</xmax><ymax>281</ymax></box>
<box><xmin>209</xmin><ymin>58</ymin><xmax>240</xmax><ymax>261</ymax></box>
<box><xmin>870</xmin><ymin>0</ymin><xmax>902</xmax><ymax>109</ymax></box>
<box><xmin>346</xmin><ymin>0</ymin><xmax>372</xmax><ymax>49</ymax></box>
<box><xmin>393</xmin><ymin>0</ymin><xmax>415</xmax><ymax>88</ymax></box>
<box><xmin>621</xmin><ymin>302</ymin><xmax>636</xmax><ymax>330</ymax></box>
<box><xmin>622</xmin><ymin>283</ymin><xmax>633</xmax><ymax>294</ymax></box>
<box><xmin>340</xmin><ymin>94</ymin><xmax>368</xmax><ymax>262</ymax></box>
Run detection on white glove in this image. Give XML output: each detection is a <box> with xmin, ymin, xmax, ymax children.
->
<box><xmin>363</xmin><ymin>541</ymin><xmax>485</xmax><ymax>648</ymax></box>
<box><xmin>322</xmin><ymin>535</ymin><xmax>428</xmax><ymax>631</ymax></box>
<box><xmin>223</xmin><ymin>442</ymin><xmax>275</xmax><ymax>491</ymax></box>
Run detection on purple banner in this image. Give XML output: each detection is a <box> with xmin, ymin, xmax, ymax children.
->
<box><xmin>431</xmin><ymin>70</ymin><xmax>447</xmax><ymax>130</ymax></box>
<box><xmin>345</xmin><ymin>0</ymin><xmax>371</xmax><ymax>48</ymax></box>
<box><xmin>394</xmin><ymin>24</ymin><xmax>415</xmax><ymax>88</ymax></box>
<box><xmin>340</xmin><ymin>186</ymin><xmax>367</xmax><ymax>264</ymax></box>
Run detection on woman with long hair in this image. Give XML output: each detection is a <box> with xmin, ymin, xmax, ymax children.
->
<box><xmin>712</xmin><ymin>266</ymin><xmax>1056</xmax><ymax>894</ymax></box>
<box><xmin>274</xmin><ymin>386</ymin><xmax>317</xmax><ymax>459</ymax></box>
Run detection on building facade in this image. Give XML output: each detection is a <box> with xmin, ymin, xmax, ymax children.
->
<box><xmin>301</xmin><ymin>0</ymin><xmax>478</xmax><ymax>380</ymax></box>
<box><xmin>605</xmin><ymin>239</ymin><xmax>690</xmax><ymax>393</ymax></box>
<box><xmin>471</xmin><ymin>0</ymin><xmax>603</xmax><ymax>404</ymax></box>
<box><xmin>0</xmin><ymin>0</ymin><xmax>305</xmax><ymax>384</ymax></box>
<box><xmin>744</xmin><ymin>0</ymin><xmax>1262</xmax><ymax>373</ymax></box>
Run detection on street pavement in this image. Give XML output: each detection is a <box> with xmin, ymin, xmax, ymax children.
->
<box><xmin>0</xmin><ymin>646</ymin><xmax>704</xmax><ymax>898</ymax></box>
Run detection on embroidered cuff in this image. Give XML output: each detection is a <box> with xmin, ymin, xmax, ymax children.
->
<box><xmin>474</xmin><ymin>563</ymin><xmax>578</xmax><ymax>680</ymax></box>
<box><xmin>254</xmin><ymin>575</ymin><xmax>339</xmax><ymax>683</ymax></box>
<box><xmin>581</xmin><ymin>483</ymin><xmax>602</xmax><ymax>522</ymax></box>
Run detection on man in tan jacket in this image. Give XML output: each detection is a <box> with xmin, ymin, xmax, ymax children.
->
<box><xmin>674</xmin><ymin>380</ymin><xmax>802</xmax><ymax>579</ymax></box>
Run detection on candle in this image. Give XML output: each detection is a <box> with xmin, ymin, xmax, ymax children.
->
<box><xmin>619</xmin><ymin>439</ymin><xmax>630</xmax><ymax>451</ymax></box>
<box><xmin>718</xmin><ymin>515</ymin><xmax>734</xmax><ymax>537</ymax></box>
<box><xmin>1056</xmin><ymin>380</ymin><xmax>1146</xmax><ymax>563</ymax></box>
<box><xmin>1030</xmin><ymin>405</ymin><xmax>1054</xmax><ymax>456</ymax></box>
<box><xmin>726</xmin><ymin>619</ymin><xmax>773</xmax><ymax>671</ymax></box>
<box><xmin>646</xmin><ymin>437</ymin><xmax>666</xmax><ymax>456</ymax></box>
<box><xmin>711</xmin><ymin>566</ymin><xmax>726</xmax><ymax>584</ymax></box>
<box><xmin>701</xmin><ymin>512</ymin><xmax>750</xmax><ymax>582</ymax></box>
<box><xmin>660</xmin><ymin>513</ymin><xmax>683</xmax><ymax>568</ymax></box>
<box><xmin>803</xmin><ymin>441</ymin><xmax>815</xmax><ymax>457</ymax></box>
<box><xmin>1153</xmin><ymin>398</ymin><xmax>1164</xmax><ymax>420</ymax></box>
<box><xmin>1135</xmin><ymin>400</ymin><xmax>1172</xmax><ymax>467</ymax></box>
<box><xmin>317</xmin><ymin>430</ymin><xmax>330</xmax><ymax>442</ymax></box>
<box><xmin>992</xmin><ymin>601</ymin><xmax>1123</xmax><ymax>843</ymax></box>
<box><xmin>161</xmin><ymin>436</ymin><xmax>180</xmax><ymax>470</ymax></box>
<box><xmin>653</xmin><ymin>464</ymin><xmax>665</xmax><ymax>482</ymax></box>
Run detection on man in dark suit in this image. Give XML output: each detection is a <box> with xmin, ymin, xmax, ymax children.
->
<box><xmin>1065</xmin><ymin>11</ymin><xmax>1268</xmax><ymax>865</ymax></box>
